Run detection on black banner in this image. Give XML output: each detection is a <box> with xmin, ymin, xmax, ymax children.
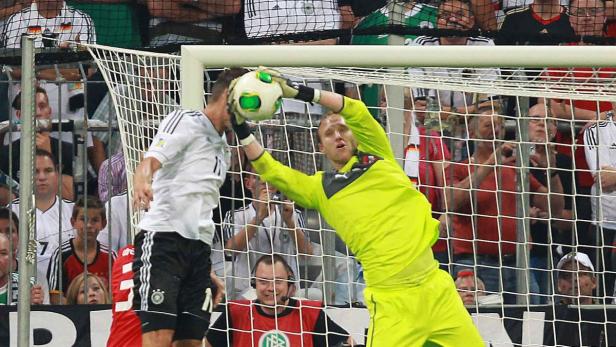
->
<box><xmin>1</xmin><ymin>304</ymin><xmax>616</xmax><ymax>346</ymax></box>
<box><xmin>0</xmin><ymin>305</ymin><xmax>110</xmax><ymax>347</ymax></box>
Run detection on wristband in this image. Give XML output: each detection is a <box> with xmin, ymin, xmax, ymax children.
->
<box><xmin>295</xmin><ymin>85</ymin><xmax>320</xmax><ymax>103</ymax></box>
<box><xmin>239</xmin><ymin>134</ymin><xmax>256</xmax><ymax>146</ymax></box>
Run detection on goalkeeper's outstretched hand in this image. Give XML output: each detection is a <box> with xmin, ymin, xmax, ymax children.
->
<box><xmin>257</xmin><ymin>66</ymin><xmax>320</xmax><ymax>103</ymax></box>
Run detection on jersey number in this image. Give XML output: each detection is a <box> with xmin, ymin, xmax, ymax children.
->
<box><xmin>40</xmin><ymin>241</ymin><xmax>48</xmax><ymax>255</ymax></box>
<box><xmin>212</xmin><ymin>156</ymin><xmax>223</xmax><ymax>176</ymax></box>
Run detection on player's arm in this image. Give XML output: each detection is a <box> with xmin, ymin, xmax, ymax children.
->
<box><xmin>262</xmin><ymin>68</ymin><xmax>395</xmax><ymax>161</ymax></box>
<box><xmin>133</xmin><ymin>157</ymin><xmax>160</xmax><ymax>211</ymax></box>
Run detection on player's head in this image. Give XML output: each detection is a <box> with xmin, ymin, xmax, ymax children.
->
<box><xmin>208</xmin><ymin>68</ymin><xmax>250</xmax><ymax>130</ymax></box>
<box><xmin>66</xmin><ymin>272</ymin><xmax>110</xmax><ymax>305</ymax></box>
<box><xmin>0</xmin><ymin>233</ymin><xmax>16</xmax><ymax>282</ymax></box>
<box><xmin>455</xmin><ymin>269</ymin><xmax>486</xmax><ymax>305</ymax></box>
<box><xmin>35</xmin><ymin>149</ymin><xmax>60</xmax><ymax>200</ymax></box>
<box><xmin>556</xmin><ymin>252</ymin><xmax>597</xmax><ymax>305</ymax></box>
<box><xmin>437</xmin><ymin>0</ymin><xmax>475</xmax><ymax>32</ymax></box>
<box><xmin>13</xmin><ymin>87</ymin><xmax>52</xmax><ymax>121</ymax></box>
<box><xmin>528</xmin><ymin>103</ymin><xmax>556</xmax><ymax>143</ymax></box>
<box><xmin>318</xmin><ymin>112</ymin><xmax>358</xmax><ymax>170</ymax></box>
<box><xmin>252</xmin><ymin>254</ymin><xmax>296</xmax><ymax>311</ymax></box>
<box><xmin>0</xmin><ymin>208</ymin><xmax>19</xmax><ymax>252</ymax></box>
<box><xmin>570</xmin><ymin>0</ymin><xmax>606</xmax><ymax>37</ymax></box>
<box><xmin>71</xmin><ymin>196</ymin><xmax>107</xmax><ymax>243</ymax></box>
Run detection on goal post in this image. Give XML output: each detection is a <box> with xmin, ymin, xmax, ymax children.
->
<box><xmin>87</xmin><ymin>42</ymin><xmax>616</xmax><ymax>344</ymax></box>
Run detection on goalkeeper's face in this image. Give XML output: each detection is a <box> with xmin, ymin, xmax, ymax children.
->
<box><xmin>318</xmin><ymin>114</ymin><xmax>357</xmax><ymax>170</ymax></box>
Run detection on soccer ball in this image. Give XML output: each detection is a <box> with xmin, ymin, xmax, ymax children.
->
<box><xmin>231</xmin><ymin>70</ymin><xmax>283</xmax><ymax>121</ymax></box>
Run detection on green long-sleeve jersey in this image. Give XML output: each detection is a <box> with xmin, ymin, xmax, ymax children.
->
<box><xmin>252</xmin><ymin>97</ymin><xmax>439</xmax><ymax>286</ymax></box>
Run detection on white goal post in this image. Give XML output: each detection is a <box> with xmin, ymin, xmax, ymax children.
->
<box><xmin>87</xmin><ymin>43</ymin><xmax>616</xmax><ymax>345</ymax></box>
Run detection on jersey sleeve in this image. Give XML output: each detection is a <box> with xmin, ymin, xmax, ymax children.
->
<box><xmin>584</xmin><ymin>126</ymin><xmax>599</xmax><ymax>174</ymax></box>
<box><xmin>340</xmin><ymin>97</ymin><xmax>395</xmax><ymax>161</ymax></box>
<box><xmin>312</xmin><ymin>310</ymin><xmax>349</xmax><ymax>347</ymax></box>
<box><xmin>46</xmin><ymin>247</ymin><xmax>61</xmax><ymax>292</ymax></box>
<box><xmin>144</xmin><ymin>111</ymin><xmax>192</xmax><ymax>166</ymax></box>
<box><xmin>205</xmin><ymin>307</ymin><xmax>232</xmax><ymax>346</ymax></box>
<box><xmin>251</xmin><ymin>151</ymin><xmax>322</xmax><ymax>210</ymax></box>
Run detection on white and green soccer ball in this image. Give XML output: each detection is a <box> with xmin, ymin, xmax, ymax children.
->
<box><xmin>231</xmin><ymin>70</ymin><xmax>283</xmax><ymax>121</ymax></box>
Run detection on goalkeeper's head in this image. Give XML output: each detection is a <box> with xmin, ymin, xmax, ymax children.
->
<box><xmin>317</xmin><ymin>112</ymin><xmax>358</xmax><ymax>170</ymax></box>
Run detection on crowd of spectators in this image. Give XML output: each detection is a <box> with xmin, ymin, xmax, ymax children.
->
<box><xmin>0</xmin><ymin>0</ymin><xmax>614</xmax><ymax>316</ymax></box>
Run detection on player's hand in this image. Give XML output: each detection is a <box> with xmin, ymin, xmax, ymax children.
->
<box><xmin>210</xmin><ymin>272</ymin><xmax>225</xmax><ymax>308</ymax></box>
<box><xmin>257</xmin><ymin>67</ymin><xmax>299</xmax><ymax>99</ymax></box>
<box><xmin>257</xmin><ymin>66</ymin><xmax>319</xmax><ymax>103</ymax></box>
<box><xmin>133</xmin><ymin>179</ymin><xmax>153</xmax><ymax>211</ymax></box>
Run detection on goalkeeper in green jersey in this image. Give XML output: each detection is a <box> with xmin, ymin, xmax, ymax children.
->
<box><xmin>228</xmin><ymin>68</ymin><xmax>483</xmax><ymax>347</ymax></box>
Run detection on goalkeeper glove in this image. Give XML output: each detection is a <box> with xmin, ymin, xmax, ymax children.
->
<box><xmin>258</xmin><ymin>67</ymin><xmax>321</xmax><ymax>103</ymax></box>
<box><xmin>227</xmin><ymin>78</ymin><xmax>255</xmax><ymax>145</ymax></box>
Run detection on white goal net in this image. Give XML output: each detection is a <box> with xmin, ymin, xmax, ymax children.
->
<box><xmin>87</xmin><ymin>43</ymin><xmax>616</xmax><ymax>346</ymax></box>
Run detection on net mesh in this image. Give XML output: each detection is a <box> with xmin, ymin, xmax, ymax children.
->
<box><xmin>87</xmin><ymin>43</ymin><xmax>616</xmax><ymax>345</ymax></box>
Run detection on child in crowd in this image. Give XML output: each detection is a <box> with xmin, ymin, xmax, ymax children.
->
<box><xmin>65</xmin><ymin>272</ymin><xmax>110</xmax><ymax>305</ymax></box>
<box><xmin>47</xmin><ymin>196</ymin><xmax>116</xmax><ymax>304</ymax></box>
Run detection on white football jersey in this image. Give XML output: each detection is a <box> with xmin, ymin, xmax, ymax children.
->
<box><xmin>243</xmin><ymin>0</ymin><xmax>340</xmax><ymax>38</ymax></box>
<box><xmin>221</xmin><ymin>203</ymin><xmax>306</xmax><ymax>296</ymax></box>
<box><xmin>407</xmin><ymin>36</ymin><xmax>500</xmax><ymax>108</ymax></box>
<box><xmin>10</xmin><ymin>197</ymin><xmax>75</xmax><ymax>280</ymax></box>
<box><xmin>139</xmin><ymin>110</ymin><xmax>230</xmax><ymax>245</ymax></box>
<box><xmin>584</xmin><ymin>118</ymin><xmax>616</xmax><ymax>230</ymax></box>
<box><xmin>2</xmin><ymin>2</ymin><xmax>96</xmax><ymax>48</ymax></box>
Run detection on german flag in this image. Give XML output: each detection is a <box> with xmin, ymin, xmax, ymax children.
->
<box><xmin>59</xmin><ymin>22</ymin><xmax>73</xmax><ymax>31</ymax></box>
<box><xmin>26</xmin><ymin>25</ymin><xmax>42</xmax><ymax>34</ymax></box>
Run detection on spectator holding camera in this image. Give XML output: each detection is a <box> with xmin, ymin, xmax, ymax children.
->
<box><xmin>223</xmin><ymin>166</ymin><xmax>312</xmax><ymax>299</ymax></box>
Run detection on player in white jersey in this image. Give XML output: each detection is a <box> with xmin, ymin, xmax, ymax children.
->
<box><xmin>584</xmin><ymin>116</ymin><xmax>616</xmax><ymax>297</ymax></box>
<box><xmin>223</xmin><ymin>169</ymin><xmax>311</xmax><ymax>298</ymax></box>
<box><xmin>132</xmin><ymin>68</ymin><xmax>247</xmax><ymax>347</ymax></box>
<box><xmin>9</xmin><ymin>149</ymin><xmax>74</xmax><ymax>291</ymax></box>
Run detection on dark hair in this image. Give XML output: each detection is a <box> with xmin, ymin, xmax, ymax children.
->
<box><xmin>72</xmin><ymin>196</ymin><xmax>106</xmax><ymax>221</ymax></box>
<box><xmin>251</xmin><ymin>254</ymin><xmax>296</xmax><ymax>288</ymax></box>
<box><xmin>210</xmin><ymin>68</ymin><xmax>249</xmax><ymax>102</ymax></box>
<box><xmin>35</xmin><ymin>149</ymin><xmax>59</xmax><ymax>171</ymax></box>
<box><xmin>12</xmin><ymin>86</ymin><xmax>48</xmax><ymax>111</ymax></box>
<box><xmin>0</xmin><ymin>207</ymin><xmax>19</xmax><ymax>233</ymax></box>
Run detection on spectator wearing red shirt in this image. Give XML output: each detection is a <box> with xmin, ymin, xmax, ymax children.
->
<box><xmin>47</xmin><ymin>196</ymin><xmax>116</xmax><ymax>304</ymax></box>
<box><xmin>446</xmin><ymin>105</ymin><xmax>563</xmax><ymax>303</ymax></box>
<box><xmin>107</xmin><ymin>245</ymin><xmax>141</xmax><ymax>347</ymax></box>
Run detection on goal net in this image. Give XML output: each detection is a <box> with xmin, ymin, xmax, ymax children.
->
<box><xmin>87</xmin><ymin>43</ymin><xmax>616</xmax><ymax>346</ymax></box>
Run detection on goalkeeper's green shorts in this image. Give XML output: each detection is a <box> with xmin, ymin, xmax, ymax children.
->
<box><xmin>364</xmin><ymin>268</ymin><xmax>484</xmax><ymax>347</ymax></box>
